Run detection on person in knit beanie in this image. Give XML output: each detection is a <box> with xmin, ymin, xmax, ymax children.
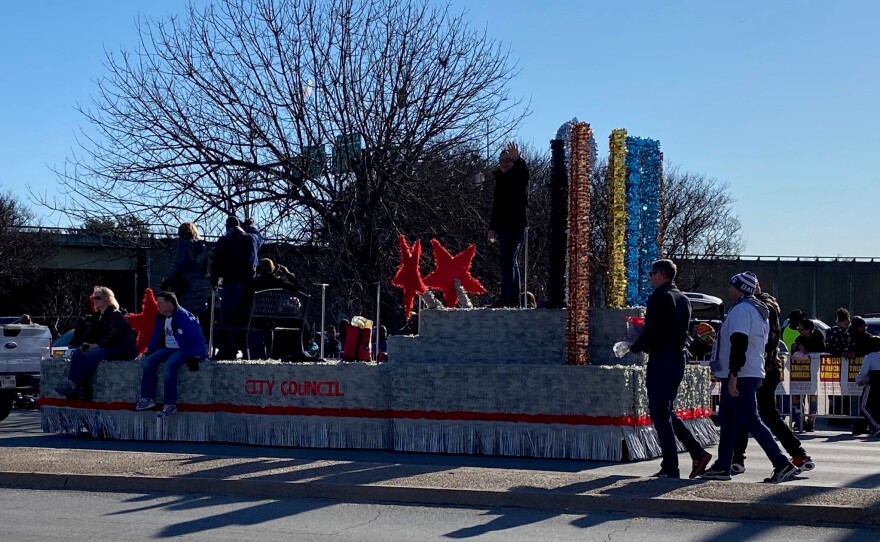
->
<box><xmin>702</xmin><ymin>271</ymin><xmax>801</xmax><ymax>484</ymax></box>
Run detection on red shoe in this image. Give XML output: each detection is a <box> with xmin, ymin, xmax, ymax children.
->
<box><xmin>791</xmin><ymin>455</ymin><xmax>815</xmax><ymax>473</ymax></box>
<box><xmin>690</xmin><ymin>452</ymin><xmax>712</xmax><ymax>479</ymax></box>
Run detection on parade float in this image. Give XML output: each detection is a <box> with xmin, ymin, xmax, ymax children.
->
<box><xmin>39</xmin><ymin>121</ymin><xmax>717</xmax><ymax>461</ymax></box>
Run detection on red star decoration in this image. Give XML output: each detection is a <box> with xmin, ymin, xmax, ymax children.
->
<box><xmin>125</xmin><ymin>288</ymin><xmax>160</xmax><ymax>354</ymax></box>
<box><xmin>390</xmin><ymin>235</ymin><xmax>427</xmax><ymax>318</ymax></box>
<box><xmin>423</xmin><ymin>239</ymin><xmax>486</xmax><ymax>306</ymax></box>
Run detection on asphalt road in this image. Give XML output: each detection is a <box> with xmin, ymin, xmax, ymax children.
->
<box><xmin>0</xmin><ymin>488</ymin><xmax>872</xmax><ymax>542</ymax></box>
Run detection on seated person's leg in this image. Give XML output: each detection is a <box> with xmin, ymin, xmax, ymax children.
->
<box><xmin>140</xmin><ymin>349</ymin><xmax>172</xmax><ymax>401</ymax></box>
<box><xmin>162</xmin><ymin>351</ymin><xmax>187</xmax><ymax>406</ymax></box>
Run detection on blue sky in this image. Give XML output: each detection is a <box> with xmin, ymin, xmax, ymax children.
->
<box><xmin>1</xmin><ymin>1</ymin><xmax>877</xmax><ymax>256</ymax></box>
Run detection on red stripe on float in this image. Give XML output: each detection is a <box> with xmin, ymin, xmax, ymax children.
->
<box><xmin>37</xmin><ymin>397</ymin><xmax>712</xmax><ymax>427</ymax></box>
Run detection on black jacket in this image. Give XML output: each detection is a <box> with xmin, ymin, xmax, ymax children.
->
<box><xmin>794</xmin><ymin>330</ymin><xmax>827</xmax><ymax>353</ymax></box>
<box><xmin>630</xmin><ymin>281</ymin><xmax>691</xmax><ymax>354</ymax></box>
<box><xmin>489</xmin><ymin>159</ymin><xmax>529</xmax><ymax>230</ymax></box>
<box><xmin>82</xmin><ymin>309</ymin><xmax>138</xmax><ymax>359</ymax></box>
<box><xmin>848</xmin><ymin>332</ymin><xmax>880</xmax><ymax>357</ymax></box>
<box><xmin>211</xmin><ymin>225</ymin><xmax>263</xmax><ymax>286</ymax></box>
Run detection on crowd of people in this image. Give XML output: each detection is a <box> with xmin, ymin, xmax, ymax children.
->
<box><xmin>637</xmin><ymin>260</ymin><xmax>880</xmax><ymax>483</ymax></box>
<box><xmin>53</xmin><ymin>216</ymin><xmax>388</xmax><ymax>418</ymax></box>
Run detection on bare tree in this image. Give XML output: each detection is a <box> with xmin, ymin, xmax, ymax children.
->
<box><xmin>660</xmin><ymin>165</ymin><xmax>743</xmax><ymax>290</ymax></box>
<box><xmin>41</xmin><ymin>0</ymin><xmax>525</xmax><ymax>317</ymax></box>
<box><xmin>0</xmin><ymin>191</ymin><xmax>57</xmax><ymax>299</ymax></box>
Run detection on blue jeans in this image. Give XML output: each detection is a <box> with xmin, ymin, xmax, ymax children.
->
<box><xmin>646</xmin><ymin>352</ymin><xmax>704</xmax><ymax>475</ymax></box>
<box><xmin>140</xmin><ymin>349</ymin><xmax>187</xmax><ymax>405</ymax></box>
<box><xmin>716</xmin><ymin>377</ymin><xmax>788</xmax><ymax>474</ymax></box>
<box><xmin>68</xmin><ymin>347</ymin><xmax>109</xmax><ymax>387</ymax></box>
<box><xmin>495</xmin><ymin>227</ymin><xmax>525</xmax><ymax>307</ymax></box>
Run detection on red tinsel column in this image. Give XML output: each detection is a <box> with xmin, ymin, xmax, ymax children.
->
<box><xmin>566</xmin><ymin>122</ymin><xmax>593</xmax><ymax>365</ymax></box>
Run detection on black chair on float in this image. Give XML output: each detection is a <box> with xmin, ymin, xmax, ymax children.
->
<box><xmin>246</xmin><ymin>288</ymin><xmax>312</xmax><ymax>360</ymax></box>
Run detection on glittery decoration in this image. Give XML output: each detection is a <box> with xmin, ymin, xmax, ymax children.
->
<box><xmin>566</xmin><ymin>122</ymin><xmax>594</xmax><ymax>365</ymax></box>
<box><xmin>625</xmin><ymin>136</ymin><xmax>643</xmax><ymax>306</ymax></box>
<box><xmin>621</xmin><ymin>137</ymin><xmax>663</xmax><ymax>306</ymax></box>
<box><xmin>638</xmin><ymin>140</ymin><xmax>662</xmax><ymax>303</ymax></box>
<box><xmin>606</xmin><ymin>129</ymin><xmax>628</xmax><ymax>307</ymax></box>
<box><xmin>547</xmin><ymin>138</ymin><xmax>568</xmax><ymax>309</ymax></box>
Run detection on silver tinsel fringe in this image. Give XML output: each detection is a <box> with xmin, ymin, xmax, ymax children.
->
<box><xmin>211</xmin><ymin>413</ymin><xmax>391</xmax><ymax>450</ymax></box>
<box><xmin>623</xmin><ymin>418</ymin><xmax>719</xmax><ymax>461</ymax></box>
<box><xmin>40</xmin><ymin>406</ymin><xmax>716</xmax><ymax>462</ymax></box>
<box><xmin>393</xmin><ymin>420</ymin><xmax>624</xmax><ymax>460</ymax></box>
<box><xmin>40</xmin><ymin>406</ymin><xmax>391</xmax><ymax>449</ymax></box>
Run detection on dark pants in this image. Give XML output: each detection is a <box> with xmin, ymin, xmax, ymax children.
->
<box><xmin>716</xmin><ymin>377</ymin><xmax>788</xmax><ymax>474</ymax></box>
<box><xmin>861</xmin><ymin>384</ymin><xmax>880</xmax><ymax>433</ymax></box>
<box><xmin>140</xmin><ymin>349</ymin><xmax>187</xmax><ymax>405</ymax></box>
<box><xmin>217</xmin><ymin>282</ymin><xmax>248</xmax><ymax>359</ymax></box>
<box><xmin>68</xmin><ymin>347</ymin><xmax>109</xmax><ymax>388</ymax></box>
<box><xmin>647</xmin><ymin>352</ymin><xmax>705</xmax><ymax>475</ymax></box>
<box><xmin>495</xmin><ymin>227</ymin><xmax>525</xmax><ymax>307</ymax></box>
<box><xmin>734</xmin><ymin>368</ymin><xmax>804</xmax><ymax>460</ymax></box>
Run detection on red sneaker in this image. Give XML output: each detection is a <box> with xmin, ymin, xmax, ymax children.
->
<box><xmin>690</xmin><ymin>452</ymin><xmax>712</xmax><ymax>479</ymax></box>
<box><xmin>791</xmin><ymin>455</ymin><xmax>815</xmax><ymax>473</ymax></box>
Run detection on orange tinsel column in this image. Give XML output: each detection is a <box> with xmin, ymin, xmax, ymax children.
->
<box><xmin>566</xmin><ymin>123</ymin><xmax>593</xmax><ymax>365</ymax></box>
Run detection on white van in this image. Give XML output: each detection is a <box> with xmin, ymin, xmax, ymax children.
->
<box><xmin>0</xmin><ymin>321</ymin><xmax>51</xmax><ymax>422</ymax></box>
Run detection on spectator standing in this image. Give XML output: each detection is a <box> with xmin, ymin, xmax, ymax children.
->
<box><xmin>211</xmin><ymin>215</ymin><xmax>263</xmax><ymax>359</ymax></box>
<box><xmin>702</xmin><ymin>272</ymin><xmax>799</xmax><ymax>483</ymax></box>
<box><xmin>844</xmin><ymin>316</ymin><xmax>880</xmax><ymax>358</ymax></box>
<box><xmin>793</xmin><ymin>319</ymin><xmax>827</xmax><ymax>354</ymax></box>
<box><xmin>630</xmin><ymin>259</ymin><xmax>712</xmax><ymax>479</ymax></box>
<box><xmin>731</xmin><ymin>290</ymin><xmax>814</xmax><ymax>476</ymax></box>
<box><xmin>781</xmin><ymin>309</ymin><xmax>804</xmax><ymax>354</ymax></box>
<box><xmin>487</xmin><ymin>142</ymin><xmax>529</xmax><ymax>308</ymax></box>
<box><xmin>55</xmin><ymin>287</ymin><xmax>138</xmax><ymax>401</ymax></box>
<box><xmin>826</xmin><ymin>308</ymin><xmax>851</xmax><ymax>356</ymax></box>
<box><xmin>855</xmin><ymin>352</ymin><xmax>880</xmax><ymax>437</ymax></box>
<box><xmin>162</xmin><ymin>222</ymin><xmax>211</xmax><ymax>318</ymax></box>
<box><xmin>135</xmin><ymin>291</ymin><xmax>206</xmax><ymax>419</ymax></box>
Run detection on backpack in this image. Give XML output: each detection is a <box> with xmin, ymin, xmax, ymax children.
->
<box><xmin>757</xmin><ymin>292</ymin><xmax>782</xmax><ymax>371</ymax></box>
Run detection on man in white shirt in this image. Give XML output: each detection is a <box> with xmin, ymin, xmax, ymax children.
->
<box><xmin>701</xmin><ymin>272</ymin><xmax>800</xmax><ymax>484</ymax></box>
<box><xmin>856</xmin><ymin>352</ymin><xmax>880</xmax><ymax>436</ymax></box>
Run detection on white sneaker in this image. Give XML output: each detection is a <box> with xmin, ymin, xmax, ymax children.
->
<box><xmin>157</xmin><ymin>405</ymin><xmax>177</xmax><ymax>419</ymax></box>
<box><xmin>134</xmin><ymin>398</ymin><xmax>156</xmax><ymax>411</ymax></box>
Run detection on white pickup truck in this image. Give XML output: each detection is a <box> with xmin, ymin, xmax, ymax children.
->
<box><xmin>0</xmin><ymin>319</ymin><xmax>51</xmax><ymax>422</ymax></box>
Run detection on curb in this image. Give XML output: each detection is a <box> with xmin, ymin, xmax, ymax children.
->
<box><xmin>0</xmin><ymin>471</ymin><xmax>877</xmax><ymax>526</ymax></box>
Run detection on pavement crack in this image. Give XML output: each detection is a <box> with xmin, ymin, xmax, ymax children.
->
<box><xmin>330</xmin><ymin>509</ymin><xmax>382</xmax><ymax>535</ymax></box>
<box><xmin>604</xmin><ymin>517</ymin><xmax>633</xmax><ymax>542</ymax></box>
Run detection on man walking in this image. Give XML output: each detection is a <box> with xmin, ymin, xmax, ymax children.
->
<box><xmin>630</xmin><ymin>259</ymin><xmax>712</xmax><ymax>479</ymax></box>
<box><xmin>487</xmin><ymin>142</ymin><xmax>529</xmax><ymax>308</ymax></box>
<box><xmin>702</xmin><ymin>272</ymin><xmax>800</xmax><ymax>483</ymax></box>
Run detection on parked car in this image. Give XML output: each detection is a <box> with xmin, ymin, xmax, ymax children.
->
<box><xmin>862</xmin><ymin>317</ymin><xmax>880</xmax><ymax>336</ymax></box>
<box><xmin>0</xmin><ymin>319</ymin><xmax>51</xmax><ymax>422</ymax></box>
<box><xmin>50</xmin><ymin>329</ymin><xmax>75</xmax><ymax>359</ymax></box>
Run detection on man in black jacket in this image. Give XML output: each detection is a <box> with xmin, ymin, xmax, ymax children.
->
<box><xmin>488</xmin><ymin>142</ymin><xmax>529</xmax><ymax>308</ymax></box>
<box><xmin>211</xmin><ymin>215</ymin><xmax>263</xmax><ymax>359</ymax></box>
<box><xmin>631</xmin><ymin>259</ymin><xmax>712</xmax><ymax>478</ymax></box>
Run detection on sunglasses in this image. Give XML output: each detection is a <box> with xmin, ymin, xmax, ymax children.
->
<box><xmin>93</xmin><ymin>295</ymin><xmax>104</xmax><ymax>300</ymax></box>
